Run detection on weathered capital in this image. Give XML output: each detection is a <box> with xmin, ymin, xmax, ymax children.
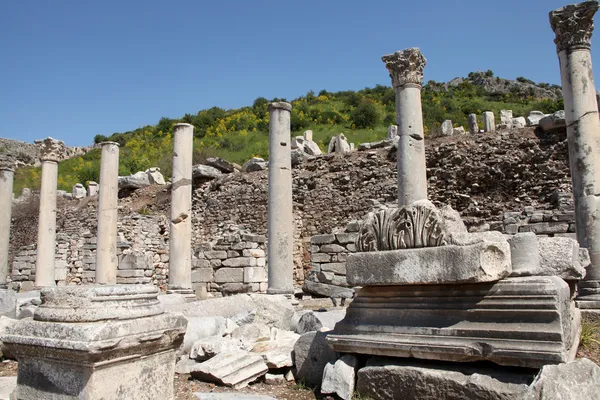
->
<box><xmin>34</xmin><ymin>137</ymin><xmax>65</xmax><ymax>163</ymax></box>
<box><xmin>550</xmin><ymin>1</ymin><xmax>599</xmax><ymax>52</ymax></box>
<box><xmin>268</xmin><ymin>102</ymin><xmax>292</xmax><ymax>113</ymax></box>
<box><xmin>382</xmin><ymin>48</ymin><xmax>427</xmax><ymax>88</ymax></box>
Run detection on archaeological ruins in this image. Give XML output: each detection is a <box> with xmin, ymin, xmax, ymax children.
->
<box><xmin>1</xmin><ymin>1</ymin><xmax>600</xmax><ymax>399</ymax></box>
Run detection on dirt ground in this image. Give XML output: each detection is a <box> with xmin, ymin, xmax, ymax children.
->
<box><xmin>0</xmin><ymin>313</ymin><xmax>598</xmax><ymax>399</ymax></box>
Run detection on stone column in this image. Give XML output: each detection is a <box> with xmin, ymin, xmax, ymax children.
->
<box><xmin>267</xmin><ymin>102</ymin><xmax>294</xmax><ymax>294</ymax></box>
<box><xmin>0</xmin><ymin>157</ymin><xmax>15</xmax><ymax>288</ymax></box>
<box><xmin>382</xmin><ymin>48</ymin><xmax>428</xmax><ymax>206</ymax></box>
<box><xmin>167</xmin><ymin>123</ymin><xmax>194</xmax><ymax>298</ymax></box>
<box><xmin>468</xmin><ymin>114</ymin><xmax>479</xmax><ymax>134</ymax></box>
<box><xmin>551</xmin><ymin>1</ymin><xmax>600</xmax><ymax>309</ymax></box>
<box><xmin>34</xmin><ymin>138</ymin><xmax>64</xmax><ymax>287</ymax></box>
<box><xmin>483</xmin><ymin>111</ymin><xmax>495</xmax><ymax>132</ymax></box>
<box><xmin>95</xmin><ymin>142</ymin><xmax>119</xmax><ymax>284</ymax></box>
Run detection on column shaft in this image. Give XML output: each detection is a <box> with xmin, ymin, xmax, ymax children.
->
<box><xmin>267</xmin><ymin>102</ymin><xmax>294</xmax><ymax>294</ymax></box>
<box><xmin>396</xmin><ymin>84</ymin><xmax>427</xmax><ymax>206</ymax></box>
<box><xmin>168</xmin><ymin>124</ymin><xmax>194</xmax><ymax>296</ymax></box>
<box><xmin>95</xmin><ymin>142</ymin><xmax>120</xmax><ymax>284</ymax></box>
<box><xmin>35</xmin><ymin>161</ymin><xmax>58</xmax><ymax>287</ymax></box>
<box><xmin>0</xmin><ymin>167</ymin><xmax>14</xmax><ymax>287</ymax></box>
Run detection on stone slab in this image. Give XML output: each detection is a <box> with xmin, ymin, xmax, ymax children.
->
<box><xmin>356</xmin><ymin>357</ymin><xmax>532</xmax><ymax>400</ymax></box>
<box><xmin>523</xmin><ymin>358</ymin><xmax>600</xmax><ymax>400</ymax></box>
<box><xmin>321</xmin><ymin>355</ymin><xmax>357</xmax><ymax>400</ymax></box>
<box><xmin>302</xmin><ymin>280</ymin><xmax>354</xmax><ymax>299</ymax></box>
<box><xmin>328</xmin><ymin>277</ymin><xmax>580</xmax><ymax>368</ymax></box>
<box><xmin>0</xmin><ymin>376</ymin><xmax>16</xmax><ymax>400</ymax></box>
<box><xmin>346</xmin><ymin>241</ymin><xmax>511</xmax><ymax>286</ymax></box>
<box><xmin>190</xmin><ymin>350</ymin><xmax>268</xmax><ymax>389</ymax></box>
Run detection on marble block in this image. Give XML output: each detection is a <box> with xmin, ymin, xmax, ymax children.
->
<box><xmin>2</xmin><ymin>285</ymin><xmax>187</xmax><ymax>400</ymax></box>
<box><xmin>327</xmin><ymin>276</ymin><xmax>579</xmax><ymax>368</ymax></box>
<box><xmin>346</xmin><ymin>241</ymin><xmax>511</xmax><ymax>286</ymax></box>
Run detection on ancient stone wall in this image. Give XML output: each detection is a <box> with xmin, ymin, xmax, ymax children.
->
<box><xmin>8</xmin><ymin>128</ymin><xmax>575</xmax><ymax>292</ymax></box>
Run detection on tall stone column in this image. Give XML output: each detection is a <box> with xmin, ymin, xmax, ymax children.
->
<box><xmin>267</xmin><ymin>102</ymin><xmax>294</xmax><ymax>295</ymax></box>
<box><xmin>0</xmin><ymin>157</ymin><xmax>15</xmax><ymax>288</ymax></box>
<box><xmin>550</xmin><ymin>1</ymin><xmax>600</xmax><ymax>309</ymax></box>
<box><xmin>382</xmin><ymin>48</ymin><xmax>428</xmax><ymax>206</ymax></box>
<box><xmin>95</xmin><ymin>142</ymin><xmax>120</xmax><ymax>284</ymax></box>
<box><xmin>167</xmin><ymin>124</ymin><xmax>194</xmax><ymax>298</ymax></box>
<box><xmin>34</xmin><ymin>138</ymin><xmax>64</xmax><ymax>287</ymax></box>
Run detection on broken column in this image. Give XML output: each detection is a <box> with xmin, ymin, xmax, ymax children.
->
<box><xmin>483</xmin><ymin>111</ymin><xmax>495</xmax><ymax>132</ymax></box>
<box><xmin>34</xmin><ymin>137</ymin><xmax>64</xmax><ymax>287</ymax></box>
<box><xmin>382</xmin><ymin>48</ymin><xmax>428</xmax><ymax>206</ymax></box>
<box><xmin>468</xmin><ymin>113</ymin><xmax>479</xmax><ymax>133</ymax></box>
<box><xmin>95</xmin><ymin>142</ymin><xmax>119</xmax><ymax>285</ymax></box>
<box><xmin>167</xmin><ymin>123</ymin><xmax>194</xmax><ymax>298</ymax></box>
<box><xmin>0</xmin><ymin>157</ymin><xmax>14</xmax><ymax>287</ymax></box>
<box><xmin>550</xmin><ymin>1</ymin><xmax>600</xmax><ymax>309</ymax></box>
<box><xmin>267</xmin><ymin>102</ymin><xmax>294</xmax><ymax>294</ymax></box>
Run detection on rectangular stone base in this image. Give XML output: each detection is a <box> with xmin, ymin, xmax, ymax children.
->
<box><xmin>14</xmin><ymin>350</ymin><xmax>176</xmax><ymax>400</ymax></box>
<box><xmin>327</xmin><ymin>277</ymin><xmax>580</xmax><ymax>368</ymax></box>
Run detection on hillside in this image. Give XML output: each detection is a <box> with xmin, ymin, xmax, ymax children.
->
<box><xmin>11</xmin><ymin>71</ymin><xmax>564</xmax><ymax>194</ymax></box>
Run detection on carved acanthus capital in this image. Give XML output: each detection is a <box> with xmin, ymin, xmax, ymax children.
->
<box><xmin>34</xmin><ymin>137</ymin><xmax>65</xmax><ymax>163</ymax></box>
<box><xmin>550</xmin><ymin>1</ymin><xmax>599</xmax><ymax>52</ymax></box>
<box><xmin>356</xmin><ymin>200</ymin><xmax>447</xmax><ymax>252</ymax></box>
<box><xmin>382</xmin><ymin>48</ymin><xmax>427</xmax><ymax>88</ymax></box>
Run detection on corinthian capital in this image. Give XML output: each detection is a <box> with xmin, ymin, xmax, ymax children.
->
<box><xmin>550</xmin><ymin>1</ymin><xmax>599</xmax><ymax>52</ymax></box>
<box><xmin>35</xmin><ymin>137</ymin><xmax>65</xmax><ymax>163</ymax></box>
<box><xmin>382</xmin><ymin>48</ymin><xmax>427</xmax><ymax>88</ymax></box>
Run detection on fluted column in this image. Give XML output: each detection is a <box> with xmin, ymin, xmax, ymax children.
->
<box><xmin>382</xmin><ymin>48</ymin><xmax>428</xmax><ymax>206</ymax></box>
<box><xmin>167</xmin><ymin>123</ymin><xmax>194</xmax><ymax>298</ymax></box>
<box><xmin>0</xmin><ymin>157</ymin><xmax>15</xmax><ymax>288</ymax></box>
<box><xmin>95</xmin><ymin>142</ymin><xmax>120</xmax><ymax>284</ymax></box>
<box><xmin>34</xmin><ymin>138</ymin><xmax>64</xmax><ymax>287</ymax></box>
<box><xmin>550</xmin><ymin>1</ymin><xmax>600</xmax><ymax>309</ymax></box>
<box><xmin>267</xmin><ymin>102</ymin><xmax>294</xmax><ymax>294</ymax></box>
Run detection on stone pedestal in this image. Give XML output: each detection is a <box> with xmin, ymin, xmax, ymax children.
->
<box><xmin>1</xmin><ymin>285</ymin><xmax>187</xmax><ymax>399</ymax></box>
<box><xmin>267</xmin><ymin>102</ymin><xmax>294</xmax><ymax>295</ymax></box>
<box><xmin>167</xmin><ymin>124</ymin><xmax>195</xmax><ymax>298</ymax></box>
<box><xmin>328</xmin><ymin>276</ymin><xmax>580</xmax><ymax>369</ymax></box>
<box><xmin>96</xmin><ymin>142</ymin><xmax>119</xmax><ymax>284</ymax></box>
<box><xmin>382</xmin><ymin>48</ymin><xmax>428</xmax><ymax>206</ymax></box>
<box><xmin>550</xmin><ymin>1</ymin><xmax>600</xmax><ymax>310</ymax></box>
<box><xmin>0</xmin><ymin>158</ymin><xmax>14</xmax><ymax>288</ymax></box>
<box><xmin>467</xmin><ymin>113</ymin><xmax>478</xmax><ymax>134</ymax></box>
<box><xmin>34</xmin><ymin>138</ymin><xmax>64</xmax><ymax>288</ymax></box>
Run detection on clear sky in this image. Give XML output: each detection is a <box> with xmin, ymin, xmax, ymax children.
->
<box><xmin>0</xmin><ymin>0</ymin><xmax>597</xmax><ymax>146</ymax></box>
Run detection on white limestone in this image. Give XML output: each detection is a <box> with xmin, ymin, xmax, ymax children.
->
<box><xmin>440</xmin><ymin>119</ymin><xmax>453</xmax><ymax>136</ymax></box>
<box><xmin>72</xmin><ymin>183</ymin><xmax>86</xmax><ymax>198</ymax></box>
<box><xmin>0</xmin><ymin>159</ymin><xmax>14</xmax><ymax>288</ymax></box>
<box><xmin>483</xmin><ymin>111</ymin><xmax>495</xmax><ymax>132</ymax></box>
<box><xmin>382</xmin><ymin>48</ymin><xmax>428</xmax><ymax>206</ymax></box>
<box><xmin>550</xmin><ymin>1</ymin><xmax>600</xmax><ymax>310</ymax></box>
<box><xmin>87</xmin><ymin>181</ymin><xmax>98</xmax><ymax>196</ymax></box>
<box><xmin>267</xmin><ymin>102</ymin><xmax>294</xmax><ymax>294</ymax></box>
<box><xmin>168</xmin><ymin>124</ymin><xmax>194</xmax><ymax>298</ymax></box>
<box><xmin>95</xmin><ymin>142</ymin><xmax>119</xmax><ymax>284</ymax></box>
<box><xmin>468</xmin><ymin>113</ymin><xmax>479</xmax><ymax>133</ymax></box>
<box><xmin>34</xmin><ymin>138</ymin><xmax>64</xmax><ymax>287</ymax></box>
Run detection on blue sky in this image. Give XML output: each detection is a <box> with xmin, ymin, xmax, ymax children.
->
<box><xmin>0</xmin><ymin>0</ymin><xmax>597</xmax><ymax>146</ymax></box>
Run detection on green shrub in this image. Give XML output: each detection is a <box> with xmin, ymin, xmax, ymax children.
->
<box><xmin>350</xmin><ymin>101</ymin><xmax>379</xmax><ymax>129</ymax></box>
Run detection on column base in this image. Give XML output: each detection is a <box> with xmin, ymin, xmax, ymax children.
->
<box><xmin>266</xmin><ymin>287</ymin><xmax>294</xmax><ymax>295</ymax></box>
<box><xmin>576</xmin><ymin>279</ymin><xmax>600</xmax><ymax>311</ymax></box>
<box><xmin>166</xmin><ymin>287</ymin><xmax>196</xmax><ymax>301</ymax></box>
<box><xmin>2</xmin><ymin>285</ymin><xmax>187</xmax><ymax>400</ymax></box>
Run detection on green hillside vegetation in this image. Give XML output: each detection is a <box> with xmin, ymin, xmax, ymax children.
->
<box><xmin>13</xmin><ymin>71</ymin><xmax>563</xmax><ymax>195</ymax></box>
